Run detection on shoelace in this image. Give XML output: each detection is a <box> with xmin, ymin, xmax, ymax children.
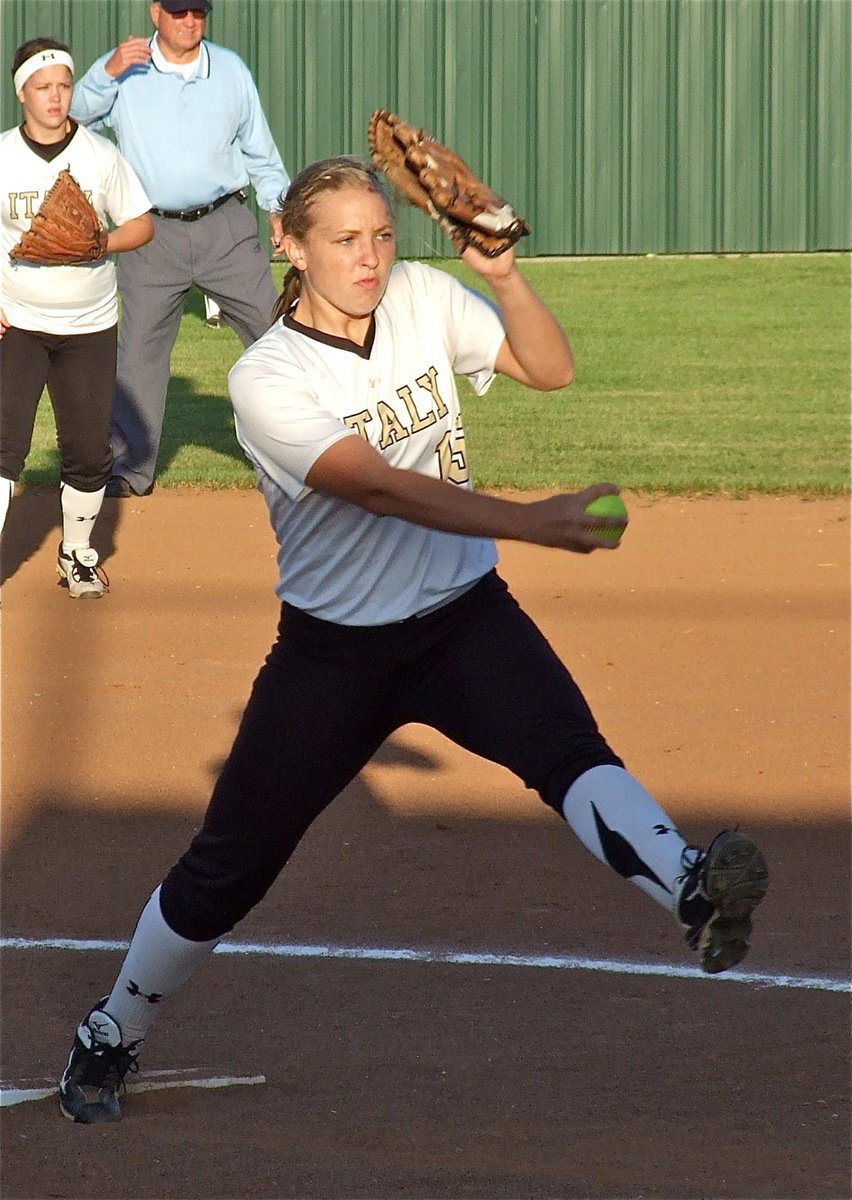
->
<box><xmin>80</xmin><ymin>1040</ymin><xmax>141</xmax><ymax>1092</ymax></box>
<box><xmin>103</xmin><ymin>1045</ymin><xmax>141</xmax><ymax>1094</ymax></box>
<box><xmin>675</xmin><ymin>846</ymin><xmax>717</xmax><ymax>949</ymax></box>
<box><xmin>67</xmin><ymin>553</ymin><xmax>110</xmax><ymax>590</ymax></box>
<box><xmin>674</xmin><ymin>844</ymin><xmax>705</xmax><ymax>891</ymax></box>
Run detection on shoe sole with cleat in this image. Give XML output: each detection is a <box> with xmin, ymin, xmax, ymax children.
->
<box><xmin>698</xmin><ymin>830</ymin><xmax>768</xmax><ymax>974</ymax></box>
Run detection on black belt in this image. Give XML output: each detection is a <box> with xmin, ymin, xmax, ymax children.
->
<box><xmin>149</xmin><ymin>189</ymin><xmax>247</xmax><ymax>222</ymax></box>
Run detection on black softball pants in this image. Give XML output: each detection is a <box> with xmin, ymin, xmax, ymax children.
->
<box><xmin>160</xmin><ymin>570</ymin><xmax>624</xmax><ymax>941</ymax></box>
<box><xmin>0</xmin><ymin>325</ymin><xmax>116</xmax><ymax>489</ymax></box>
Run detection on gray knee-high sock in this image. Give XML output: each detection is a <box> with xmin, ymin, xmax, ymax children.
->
<box><xmin>562</xmin><ymin>765</ymin><xmax>689</xmax><ymax>914</ymax></box>
<box><xmin>103</xmin><ymin>886</ymin><xmax>220</xmax><ymax>1043</ymax></box>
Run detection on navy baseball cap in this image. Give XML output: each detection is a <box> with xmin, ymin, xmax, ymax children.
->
<box><xmin>158</xmin><ymin>0</ymin><xmax>212</xmax><ymax>13</ymax></box>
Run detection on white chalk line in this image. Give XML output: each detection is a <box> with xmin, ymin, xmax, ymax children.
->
<box><xmin>1</xmin><ymin>934</ymin><xmax>848</xmax><ymax>993</ymax></box>
<box><xmin>1</xmin><ymin>1072</ymin><xmax>266</xmax><ymax>1108</ymax></box>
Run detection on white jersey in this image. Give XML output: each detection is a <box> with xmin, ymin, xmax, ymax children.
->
<box><xmin>0</xmin><ymin>122</ymin><xmax>151</xmax><ymax>334</ymax></box>
<box><xmin>229</xmin><ymin>260</ymin><xmax>506</xmax><ymax>625</ymax></box>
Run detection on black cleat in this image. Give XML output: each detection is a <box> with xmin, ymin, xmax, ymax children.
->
<box><xmin>59</xmin><ymin>1001</ymin><xmax>141</xmax><ymax>1123</ymax></box>
<box><xmin>677</xmin><ymin>830</ymin><xmax>768</xmax><ymax>974</ymax></box>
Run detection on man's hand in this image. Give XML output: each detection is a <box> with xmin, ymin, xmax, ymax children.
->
<box><xmin>105</xmin><ymin>36</ymin><xmax>153</xmax><ymax>78</ymax></box>
<box><xmin>269</xmin><ymin>211</ymin><xmax>285</xmax><ymax>258</ymax></box>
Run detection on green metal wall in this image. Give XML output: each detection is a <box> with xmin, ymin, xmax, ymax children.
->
<box><xmin>2</xmin><ymin>0</ymin><xmax>849</xmax><ymax>255</ymax></box>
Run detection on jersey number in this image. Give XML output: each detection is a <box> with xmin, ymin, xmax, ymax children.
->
<box><xmin>436</xmin><ymin>419</ymin><xmax>470</xmax><ymax>485</ymax></box>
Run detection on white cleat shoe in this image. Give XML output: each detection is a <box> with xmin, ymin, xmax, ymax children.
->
<box><xmin>56</xmin><ymin>545</ymin><xmax>108</xmax><ymax>599</ymax></box>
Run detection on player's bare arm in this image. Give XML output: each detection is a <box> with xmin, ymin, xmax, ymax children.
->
<box><xmin>367</xmin><ymin>115</ymin><xmax>571</xmax><ymax>391</ymax></box>
<box><xmin>104</xmin><ymin>36</ymin><xmax>153</xmax><ymax>78</ymax></box>
<box><xmin>462</xmin><ymin>245</ymin><xmax>575</xmax><ymax>391</ymax></box>
<box><xmin>105</xmin><ymin>212</ymin><xmax>154</xmax><ymax>254</ymax></box>
<box><xmin>305</xmin><ymin>434</ymin><xmax>621</xmax><ymax>553</ymax></box>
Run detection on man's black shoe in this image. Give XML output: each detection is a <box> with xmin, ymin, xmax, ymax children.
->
<box><xmin>105</xmin><ymin>476</ymin><xmax>153</xmax><ymax>498</ymax></box>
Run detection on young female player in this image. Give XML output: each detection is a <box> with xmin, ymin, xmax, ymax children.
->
<box><xmin>59</xmin><ymin>157</ymin><xmax>767</xmax><ymax>1119</ymax></box>
<box><xmin>0</xmin><ymin>38</ymin><xmax>153</xmax><ymax>597</ymax></box>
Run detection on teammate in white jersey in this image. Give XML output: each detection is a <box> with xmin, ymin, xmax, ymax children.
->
<box><xmin>59</xmin><ymin>158</ymin><xmax>767</xmax><ymax>1120</ymax></box>
<box><xmin>0</xmin><ymin>38</ymin><xmax>153</xmax><ymax>597</ymax></box>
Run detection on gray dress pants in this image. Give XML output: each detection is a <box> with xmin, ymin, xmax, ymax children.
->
<box><xmin>112</xmin><ymin>196</ymin><xmax>279</xmax><ymax>493</ymax></box>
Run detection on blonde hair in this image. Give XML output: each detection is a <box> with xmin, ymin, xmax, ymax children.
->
<box><xmin>270</xmin><ymin>157</ymin><xmax>390</xmax><ymax>323</ymax></box>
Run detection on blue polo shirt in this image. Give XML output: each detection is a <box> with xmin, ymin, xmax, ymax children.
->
<box><xmin>71</xmin><ymin>35</ymin><xmax>289</xmax><ymax>212</ymax></box>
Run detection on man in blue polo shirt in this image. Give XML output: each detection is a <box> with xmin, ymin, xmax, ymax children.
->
<box><xmin>71</xmin><ymin>0</ymin><xmax>290</xmax><ymax>498</ymax></box>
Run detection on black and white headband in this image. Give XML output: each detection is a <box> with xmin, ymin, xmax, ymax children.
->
<box><xmin>14</xmin><ymin>49</ymin><xmax>75</xmax><ymax>93</ymax></box>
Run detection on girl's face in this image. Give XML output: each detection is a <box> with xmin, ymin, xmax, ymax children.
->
<box><xmin>19</xmin><ymin>65</ymin><xmax>73</xmax><ymax>137</ymax></box>
<box><xmin>284</xmin><ymin>185</ymin><xmax>396</xmax><ymax>337</ymax></box>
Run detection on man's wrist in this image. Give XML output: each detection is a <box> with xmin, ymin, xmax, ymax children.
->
<box><xmin>98</xmin><ymin>58</ymin><xmax>121</xmax><ymax>83</ymax></box>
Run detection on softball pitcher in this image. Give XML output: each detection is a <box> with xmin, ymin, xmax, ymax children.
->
<box><xmin>59</xmin><ymin>157</ymin><xmax>767</xmax><ymax>1121</ymax></box>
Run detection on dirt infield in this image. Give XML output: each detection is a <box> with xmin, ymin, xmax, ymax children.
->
<box><xmin>1</xmin><ymin>488</ymin><xmax>849</xmax><ymax>1199</ymax></box>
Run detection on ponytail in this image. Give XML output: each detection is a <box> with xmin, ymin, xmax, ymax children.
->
<box><xmin>270</xmin><ymin>267</ymin><xmax>302</xmax><ymax>325</ymax></box>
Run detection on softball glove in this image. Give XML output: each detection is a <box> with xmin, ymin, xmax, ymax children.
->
<box><xmin>10</xmin><ymin>169</ymin><xmax>108</xmax><ymax>266</ymax></box>
<box><xmin>368</xmin><ymin>109</ymin><xmax>530</xmax><ymax>257</ymax></box>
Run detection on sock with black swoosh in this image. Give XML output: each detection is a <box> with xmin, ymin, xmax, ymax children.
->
<box><xmin>562</xmin><ymin>764</ymin><xmax>688</xmax><ymax>913</ymax></box>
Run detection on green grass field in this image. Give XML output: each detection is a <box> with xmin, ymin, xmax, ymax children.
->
<box><xmin>24</xmin><ymin>252</ymin><xmax>850</xmax><ymax>495</ymax></box>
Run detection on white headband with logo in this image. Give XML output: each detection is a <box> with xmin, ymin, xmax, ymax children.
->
<box><xmin>14</xmin><ymin>49</ymin><xmax>75</xmax><ymax>93</ymax></box>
